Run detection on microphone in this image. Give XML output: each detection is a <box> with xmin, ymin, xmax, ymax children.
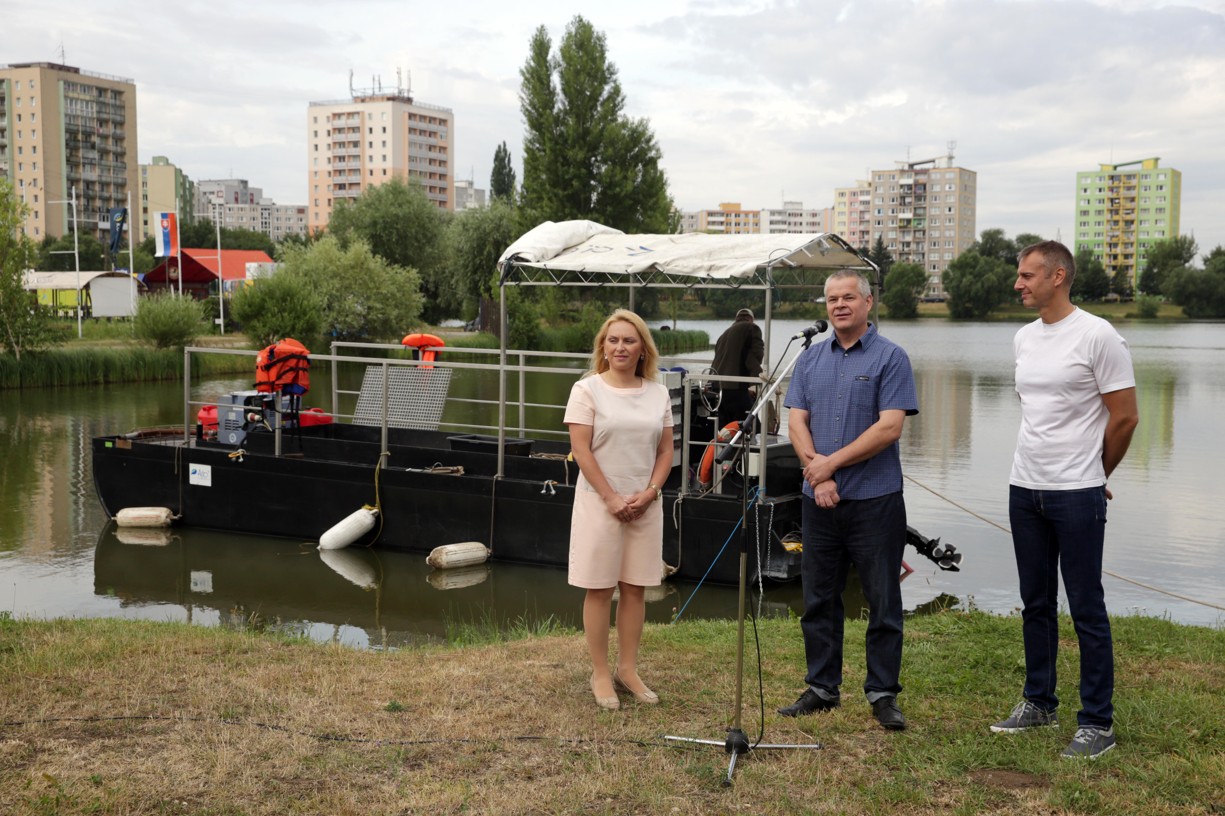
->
<box><xmin>791</xmin><ymin>320</ymin><xmax>829</xmax><ymax>340</ymax></box>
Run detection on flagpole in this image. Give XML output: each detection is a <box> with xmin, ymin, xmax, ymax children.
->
<box><xmin>175</xmin><ymin>204</ymin><xmax>182</xmax><ymax>297</ymax></box>
<box><xmin>127</xmin><ymin>190</ymin><xmax>136</xmax><ymax>320</ymax></box>
<box><xmin>215</xmin><ymin>218</ymin><xmax>225</xmax><ymax>335</ymax></box>
<box><xmin>72</xmin><ymin>187</ymin><xmax>82</xmax><ymax>339</ymax></box>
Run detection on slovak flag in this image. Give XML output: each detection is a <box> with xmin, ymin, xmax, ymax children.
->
<box><xmin>154</xmin><ymin>213</ymin><xmax>179</xmax><ymax>257</ymax></box>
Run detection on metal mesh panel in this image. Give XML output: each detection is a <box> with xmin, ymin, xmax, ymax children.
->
<box><xmin>352</xmin><ymin>366</ymin><xmax>453</xmax><ymax>430</ymax></box>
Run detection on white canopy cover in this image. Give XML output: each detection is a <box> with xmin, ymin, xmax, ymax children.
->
<box><xmin>22</xmin><ymin>270</ymin><xmax>130</xmax><ymax>291</ymax></box>
<box><xmin>497</xmin><ymin>220</ymin><xmax>874</xmax><ymax>281</ymax></box>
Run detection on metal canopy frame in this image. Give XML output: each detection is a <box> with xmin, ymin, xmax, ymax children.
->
<box><xmin>493</xmin><ymin>222</ymin><xmax>880</xmax><ymax>478</ymax></box>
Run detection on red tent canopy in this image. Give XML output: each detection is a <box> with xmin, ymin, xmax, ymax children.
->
<box><xmin>145</xmin><ymin>249</ymin><xmax>274</xmax><ymax>297</ymax></box>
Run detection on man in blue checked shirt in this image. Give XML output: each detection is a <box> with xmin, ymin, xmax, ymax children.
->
<box><xmin>777</xmin><ymin>269</ymin><xmax>919</xmax><ymax>731</ymax></box>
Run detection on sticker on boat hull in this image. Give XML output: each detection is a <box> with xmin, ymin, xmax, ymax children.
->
<box><xmin>189</xmin><ymin>464</ymin><xmax>212</xmax><ymax>487</ymax></box>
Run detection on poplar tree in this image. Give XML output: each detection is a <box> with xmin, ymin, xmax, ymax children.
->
<box><xmin>518</xmin><ymin>16</ymin><xmax>673</xmax><ymax>233</ymax></box>
<box><xmin>491</xmin><ymin>142</ymin><xmax>517</xmax><ymax>201</ymax></box>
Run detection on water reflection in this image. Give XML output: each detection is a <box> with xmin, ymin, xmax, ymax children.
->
<box><xmin>89</xmin><ymin>521</ymin><xmax>957</xmax><ymax>648</ymax></box>
<box><xmin>2</xmin><ymin>321</ymin><xmax>1223</xmax><ymax>644</ymax></box>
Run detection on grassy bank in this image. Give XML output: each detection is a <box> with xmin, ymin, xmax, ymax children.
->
<box><xmin>0</xmin><ymin>610</ymin><xmax>1220</xmax><ymax>815</ymax></box>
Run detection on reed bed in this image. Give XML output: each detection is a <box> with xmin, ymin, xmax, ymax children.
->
<box><xmin>0</xmin><ymin>347</ymin><xmax>252</xmax><ymax>390</ymax></box>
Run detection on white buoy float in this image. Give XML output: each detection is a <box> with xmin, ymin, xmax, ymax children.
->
<box><xmin>318</xmin><ymin>506</ymin><xmax>378</xmax><ymax>551</ymax></box>
<box><xmin>114</xmin><ymin>507</ymin><xmax>175</xmax><ymax>528</ymax></box>
<box><xmin>426</xmin><ymin>541</ymin><xmax>490</xmax><ymax>569</ymax></box>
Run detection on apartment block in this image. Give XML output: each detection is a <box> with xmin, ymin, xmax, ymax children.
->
<box><xmin>140</xmin><ymin>156</ymin><xmax>195</xmax><ymax>239</ymax></box>
<box><xmin>678</xmin><ymin>202</ymin><xmax>761</xmax><ymax>234</ymax></box>
<box><xmin>833</xmin><ymin>181</ymin><xmax>873</xmax><ymax>251</ymax></box>
<box><xmin>198</xmin><ymin>178</ymin><xmax>308</xmax><ymax>242</ymax></box>
<box><xmin>760</xmin><ymin>201</ymin><xmax>833</xmax><ymax>234</ymax></box>
<box><xmin>0</xmin><ymin>61</ymin><xmax>139</xmax><ymax>244</ymax></box>
<box><xmin>454</xmin><ymin>178</ymin><xmax>487</xmax><ymax>211</ymax></box>
<box><xmin>307</xmin><ymin>77</ymin><xmax>454</xmax><ymax>233</ymax></box>
<box><xmin>1074</xmin><ymin>157</ymin><xmax>1181</xmax><ymax>287</ymax></box>
<box><xmin>866</xmin><ymin>152</ymin><xmax>977</xmax><ymax>295</ymax></box>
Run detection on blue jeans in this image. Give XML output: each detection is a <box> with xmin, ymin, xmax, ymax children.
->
<box><xmin>1009</xmin><ymin>485</ymin><xmax>1113</xmax><ymax>728</ymax></box>
<box><xmin>799</xmin><ymin>491</ymin><xmax>906</xmax><ymax>702</ymax></box>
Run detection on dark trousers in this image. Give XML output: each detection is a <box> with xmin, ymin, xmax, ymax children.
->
<box><xmin>1009</xmin><ymin>485</ymin><xmax>1114</xmax><ymax>728</ymax></box>
<box><xmin>799</xmin><ymin>491</ymin><xmax>907</xmax><ymax>702</ymax></box>
<box><xmin>716</xmin><ymin>387</ymin><xmax>754</xmax><ymax>429</ymax></box>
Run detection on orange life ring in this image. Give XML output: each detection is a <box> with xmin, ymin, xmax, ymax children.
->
<box><xmin>401</xmin><ymin>333</ymin><xmax>445</xmax><ymax>368</ymax></box>
<box><xmin>698</xmin><ymin>421</ymin><xmax>740</xmax><ymax>487</ymax></box>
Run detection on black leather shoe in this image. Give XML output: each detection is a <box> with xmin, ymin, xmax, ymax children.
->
<box><xmin>777</xmin><ymin>689</ymin><xmax>840</xmax><ymax>718</ymax></box>
<box><xmin>872</xmin><ymin>697</ymin><xmax>907</xmax><ymax>731</ymax></box>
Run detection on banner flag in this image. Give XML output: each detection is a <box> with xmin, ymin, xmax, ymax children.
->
<box><xmin>108</xmin><ymin>208</ymin><xmax>128</xmax><ymax>254</ymax></box>
<box><xmin>154</xmin><ymin>213</ymin><xmax>179</xmax><ymax>258</ymax></box>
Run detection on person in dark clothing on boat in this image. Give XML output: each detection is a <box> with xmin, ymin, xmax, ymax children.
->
<box><xmin>777</xmin><ymin>270</ymin><xmax>918</xmax><ymax>732</ymax></box>
<box><xmin>711</xmin><ymin>308</ymin><xmax>765</xmax><ymax>429</ymax></box>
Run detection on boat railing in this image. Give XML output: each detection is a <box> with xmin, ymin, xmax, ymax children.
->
<box><xmin>183</xmin><ymin>344</ymin><xmax>593</xmax><ymax>458</ymax></box>
<box><xmin>329</xmin><ymin>341</ymin><xmax>592</xmax><ymax>442</ymax></box>
<box><xmin>182</xmin><ymin>344</ymin><xmax>791</xmax><ymax>499</ymax></box>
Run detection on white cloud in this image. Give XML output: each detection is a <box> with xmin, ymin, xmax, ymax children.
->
<box><xmin>5</xmin><ymin>0</ymin><xmax>1223</xmax><ymax>251</ymax></box>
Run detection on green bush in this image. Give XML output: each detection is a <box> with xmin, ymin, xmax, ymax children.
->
<box><xmin>230</xmin><ymin>274</ymin><xmax>324</xmax><ymax>349</ymax></box>
<box><xmin>133</xmin><ymin>293</ymin><xmax>206</xmax><ymax>349</ymax></box>
<box><xmin>1135</xmin><ymin>294</ymin><xmax>1161</xmax><ymax>319</ymax></box>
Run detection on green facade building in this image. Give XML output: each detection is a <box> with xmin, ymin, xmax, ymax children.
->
<box><xmin>1074</xmin><ymin>157</ymin><xmax>1181</xmax><ymax>291</ymax></box>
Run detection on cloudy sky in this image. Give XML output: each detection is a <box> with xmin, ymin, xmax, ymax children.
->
<box><xmin>6</xmin><ymin>0</ymin><xmax>1224</xmax><ymax>253</ymax></box>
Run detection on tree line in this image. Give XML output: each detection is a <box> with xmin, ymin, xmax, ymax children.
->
<box><xmin>865</xmin><ymin>227</ymin><xmax>1225</xmax><ymax>321</ymax></box>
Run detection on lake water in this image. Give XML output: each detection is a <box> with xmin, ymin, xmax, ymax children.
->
<box><xmin>1</xmin><ymin>318</ymin><xmax>1222</xmax><ymax>650</ymax></box>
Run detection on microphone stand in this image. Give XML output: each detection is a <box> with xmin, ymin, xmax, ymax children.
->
<box><xmin>665</xmin><ymin>329</ymin><xmax>825</xmax><ymax>786</ymax></box>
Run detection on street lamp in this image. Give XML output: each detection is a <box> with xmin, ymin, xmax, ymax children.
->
<box><xmin>194</xmin><ymin>210</ymin><xmax>225</xmax><ymax>335</ymax></box>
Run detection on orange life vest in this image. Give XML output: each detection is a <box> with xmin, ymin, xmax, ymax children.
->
<box><xmin>255</xmin><ymin>338</ymin><xmax>311</xmax><ymax>395</ymax></box>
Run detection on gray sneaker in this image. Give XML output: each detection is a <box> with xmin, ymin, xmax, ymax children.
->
<box><xmin>990</xmin><ymin>700</ymin><xmax>1059</xmax><ymax>733</ymax></box>
<box><xmin>1061</xmin><ymin>726</ymin><xmax>1116</xmax><ymax>759</ymax></box>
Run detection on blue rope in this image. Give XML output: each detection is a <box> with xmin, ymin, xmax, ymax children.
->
<box><xmin>671</xmin><ymin>485</ymin><xmax>762</xmax><ymax>623</ymax></box>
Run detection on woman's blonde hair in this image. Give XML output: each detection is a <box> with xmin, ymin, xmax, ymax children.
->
<box><xmin>589</xmin><ymin>309</ymin><xmax>659</xmax><ymax>381</ymax></box>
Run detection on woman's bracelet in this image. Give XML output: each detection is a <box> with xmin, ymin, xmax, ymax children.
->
<box><xmin>647</xmin><ymin>483</ymin><xmax>662</xmax><ymax>502</ymax></box>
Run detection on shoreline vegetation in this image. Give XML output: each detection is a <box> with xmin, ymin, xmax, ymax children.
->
<box><xmin>0</xmin><ymin>322</ymin><xmax>711</xmax><ymax>391</ymax></box>
<box><xmin>0</xmin><ymin>300</ymin><xmax>1200</xmax><ymax>390</ymax></box>
<box><xmin>0</xmin><ymin>611</ymin><xmax>1220</xmax><ymax>814</ymax></box>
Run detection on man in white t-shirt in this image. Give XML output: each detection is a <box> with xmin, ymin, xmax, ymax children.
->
<box><xmin>989</xmin><ymin>240</ymin><xmax>1139</xmax><ymax>759</ymax></box>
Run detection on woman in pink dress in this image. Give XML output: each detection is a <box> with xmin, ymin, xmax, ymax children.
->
<box><xmin>564</xmin><ymin>309</ymin><xmax>674</xmax><ymax>711</ymax></box>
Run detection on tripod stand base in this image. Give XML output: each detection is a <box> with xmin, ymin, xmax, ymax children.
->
<box><xmin>663</xmin><ymin>729</ymin><xmax>822</xmax><ymax>786</ymax></box>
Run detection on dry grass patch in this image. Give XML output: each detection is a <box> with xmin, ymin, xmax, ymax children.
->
<box><xmin>0</xmin><ymin>613</ymin><xmax>1221</xmax><ymax>814</ymax></box>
